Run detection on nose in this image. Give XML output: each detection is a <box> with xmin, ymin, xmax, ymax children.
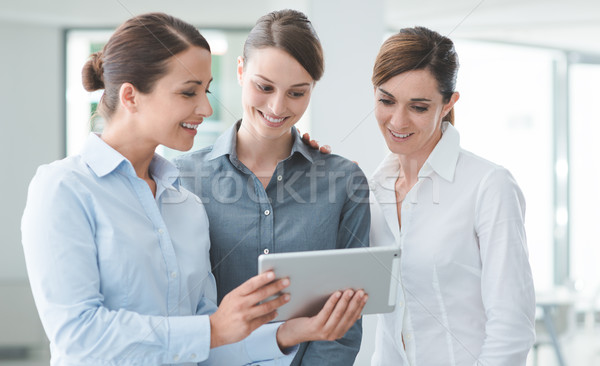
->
<box><xmin>268</xmin><ymin>92</ymin><xmax>286</xmax><ymax>116</ymax></box>
<box><xmin>195</xmin><ymin>92</ymin><xmax>213</xmax><ymax>118</ymax></box>
<box><xmin>389</xmin><ymin>107</ymin><xmax>409</xmax><ymax>129</ymax></box>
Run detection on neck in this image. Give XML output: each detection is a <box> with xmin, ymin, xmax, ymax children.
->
<box><xmin>236</xmin><ymin>120</ymin><xmax>294</xmax><ymax>170</ymax></box>
<box><xmin>101</xmin><ymin>118</ymin><xmax>157</xmax><ymax>180</ymax></box>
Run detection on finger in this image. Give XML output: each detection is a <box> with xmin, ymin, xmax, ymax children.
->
<box><xmin>248</xmin><ymin>310</ymin><xmax>279</xmax><ymax>332</ymax></box>
<box><xmin>320</xmin><ymin>145</ymin><xmax>332</xmax><ymax>154</ymax></box>
<box><xmin>323</xmin><ymin>289</ymin><xmax>354</xmax><ymax>331</ymax></box>
<box><xmin>331</xmin><ymin>290</ymin><xmax>366</xmax><ymax>336</ymax></box>
<box><xmin>248</xmin><ymin>293</ymin><xmax>290</xmax><ymax>319</ymax></box>
<box><xmin>311</xmin><ymin>291</ymin><xmax>342</xmax><ymax>326</ymax></box>
<box><xmin>309</xmin><ymin>139</ymin><xmax>319</xmax><ymax>149</ymax></box>
<box><xmin>302</xmin><ymin>132</ymin><xmax>311</xmax><ymax>142</ymax></box>
<box><xmin>236</xmin><ymin>271</ymin><xmax>276</xmax><ymax>296</ymax></box>
<box><xmin>246</xmin><ymin>277</ymin><xmax>290</xmax><ymax>305</ymax></box>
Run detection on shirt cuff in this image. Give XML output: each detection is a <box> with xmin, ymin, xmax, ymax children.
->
<box><xmin>245</xmin><ymin>322</ymin><xmax>298</xmax><ymax>361</ymax></box>
<box><xmin>166</xmin><ymin>314</ymin><xmax>211</xmax><ymax>363</ymax></box>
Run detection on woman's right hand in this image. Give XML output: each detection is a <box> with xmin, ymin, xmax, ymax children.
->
<box><xmin>209</xmin><ymin>271</ymin><xmax>290</xmax><ymax>348</ymax></box>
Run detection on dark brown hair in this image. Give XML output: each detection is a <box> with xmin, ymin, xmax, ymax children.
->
<box><xmin>82</xmin><ymin>12</ymin><xmax>210</xmax><ymax>120</ymax></box>
<box><xmin>243</xmin><ymin>9</ymin><xmax>324</xmax><ymax>81</ymax></box>
<box><xmin>372</xmin><ymin>26</ymin><xmax>459</xmax><ymax>124</ymax></box>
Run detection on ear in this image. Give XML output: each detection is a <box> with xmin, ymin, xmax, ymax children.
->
<box><xmin>119</xmin><ymin>82</ymin><xmax>139</xmax><ymax>114</ymax></box>
<box><xmin>236</xmin><ymin>56</ymin><xmax>244</xmax><ymax>86</ymax></box>
<box><xmin>441</xmin><ymin>91</ymin><xmax>460</xmax><ymax>118</ymax></box>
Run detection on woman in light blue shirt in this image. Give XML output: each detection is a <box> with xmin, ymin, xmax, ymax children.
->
<box><xmin>21</xmin><ymin>12</ymin><xmax>365</xmax><ymax>366</ymax></box>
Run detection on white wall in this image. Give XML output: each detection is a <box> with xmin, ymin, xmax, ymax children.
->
<box><xmin>0</xmin><ymin>19</ymin><xmax>63</xmax><ymax>349</ymax></box>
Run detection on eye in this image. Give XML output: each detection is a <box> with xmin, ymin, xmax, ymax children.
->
<box><xmin>378</xmin><ymin>98</ymin><xmax>394</xmax><ymax>106</ymax></box>
<box><xmin>256</xmin><ymin>83</ymin><xmax>273</xmax><ymax>92</ymax></box>
<box><xmin>412</xmin><ymin>105</ymin><xmax>429</xmax><ymax>112</ymax></box>
<box><xmin>181</xmin><ymin>91</ymin><xmax>197</xmax><ymax>97</ymax></box>
<box><xmin>289</xmin><ymin>91</ymin><xmax>306</xmax><ymax>98</ymax></box>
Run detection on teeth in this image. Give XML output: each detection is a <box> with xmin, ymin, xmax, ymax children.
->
<box><xmin>263</xmin><ymin>113</ymin><xmax>285</xmax><ymax>123</ymax></box>
<box><xmin>390</xmin><ymin>130</ymin><xmax>411</xmax><ymax>138</ymax></box>
<box><xmin>182</xmin><ymin>123</ymin><xmax>199</xmax><ymax>130</ymax></box>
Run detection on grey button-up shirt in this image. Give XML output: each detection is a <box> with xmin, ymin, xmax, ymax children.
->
<box><xmin>174</xmin><ymin>121</ymin><xmax>370</xmax><ymax>365</ymax></box>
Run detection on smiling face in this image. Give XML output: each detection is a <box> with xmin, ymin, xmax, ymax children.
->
<box><xmin>374</xmin><ymin>69</ymin><xmax>458</xmax><ymax>162</ymax></box>
<box><xmin>237</xmin><ymin>47</ymin><xmax>314</xmax><ymax>140</ymax></box>
<box><xmin>135</xmin><ymin>46</ymin><xmax>213</xmax><ymax>151</ymax></box>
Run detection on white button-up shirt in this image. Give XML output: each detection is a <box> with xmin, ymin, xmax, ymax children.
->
<box><xmin>369</xmin><ymin>123</ymin><xmax>535</xmax><ymax>366</ymax></box>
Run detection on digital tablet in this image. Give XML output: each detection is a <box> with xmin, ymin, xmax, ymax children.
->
<box><xmin>258</xmin><ymin>246</ymin><xmax>401</xmax><ymax>322</ymax></box>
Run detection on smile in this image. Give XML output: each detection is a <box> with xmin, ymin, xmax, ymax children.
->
<box><xmin>389</xmin><ymin>129</ymin><xmax>413</xmax><ymax>139</ymax></box>
<box><xmin>181</xmin><ymin>122</ymin><xmax>201</xmax><ymax>130</ymax></box>
<box><xmin>259</xmin><ymin>111</ymin><xmax>287</xmax><ymax>125</ymax></box>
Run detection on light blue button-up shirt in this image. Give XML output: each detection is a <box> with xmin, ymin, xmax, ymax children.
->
<box><xmin>21</xmin><ymin>133</ymin><xmax>294</xmax><ymax>366</ymax></box>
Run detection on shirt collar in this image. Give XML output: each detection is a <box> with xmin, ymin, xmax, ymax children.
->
<box><xmin>206</xmin><ymin>120</ymin><xmax>314</xmax><ymax>163</ymax></box>
<box><xmin>371</xmin><ymin>121</ymin><xmax>460</xmax><ymax>186</ymax></box>
<box><xmin>81</xmin><ymin>133</ymin><xmax>180</xmax><ymax>190</ymax></box>
<box><xmin>420</xmin><ymin>121</ymin><xmax>460</xmax><ymax>182</ymax></box>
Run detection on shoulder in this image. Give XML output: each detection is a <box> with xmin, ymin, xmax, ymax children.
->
<box><xmin>308</xmin><ymin>151</ymin><xmax>367</xmax><ymax>178</ymax></box>
<box><xmin>30</xmin><ymin>156</ymin><xmax>92</xmax><ymax>191</ymax></box>
<box><xmin>457</xmin><ymin>149</ymin><xmax>523</xmax><ymax>204</ymax></box>
<box><xmin>456</xmin><ymin>148</ymin><xmax>516</xmax><ymax>184</ymax></box>
<box><xmin>172</xmin><ymin>146</ymin><xmax>214</xmax><ymax>171</ymax></box>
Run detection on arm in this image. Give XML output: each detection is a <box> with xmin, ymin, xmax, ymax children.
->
<box><xmin>474</xmin><ymin>167</ymin><xmax>536</xmax><ymax>365</ymax></box>
<box><xmin>296</xmin><ymin>165</ymin><xmax>371</xmax><ymax>365</ymax></box>
<box><xmin>21</xmin><ymin>166</ymin><xmax>209</xmax><ymax>364</ymax></box>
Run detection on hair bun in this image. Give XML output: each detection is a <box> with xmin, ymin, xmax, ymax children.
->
<box><xmin>82</xmin><ymin>51</ymin><xmax>105</xmax><ymax>91</ymax></box>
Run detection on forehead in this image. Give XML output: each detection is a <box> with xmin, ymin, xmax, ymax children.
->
<box><xmin>162</xmin><ymin>46</ymin><xmax>212</xmax><ymax>83</ymax></box>
<box><xmin>379</xmin><ymin>69</ymin><xmax>441</xmax><ymax>100</ymax></box>
<box><xmin>245</xmin><ymin>47</ymin><xmax>313</xmax><ymax>85</ymax></box>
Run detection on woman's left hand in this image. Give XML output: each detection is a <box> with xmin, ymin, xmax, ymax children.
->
<box><xmin>297</xmin><ymin>128</ymin><xmax>331</xmax><ymax>154</ymax></box>
<box><xmin>275</xmin><ymin>289</ymin><xmax>367</xmax><ymax>349</ymax></box>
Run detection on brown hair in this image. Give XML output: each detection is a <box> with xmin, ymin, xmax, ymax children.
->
<box><xmin>243</xmin><ymin>9</ymin><xmax>324</xmax><ymax>81</ymax></box>
<box><xmin>82</xmin><ymin>12</ymin><xmax>210</xmax><ymax>120</ymax></box>
<box><xmin>372</xmin><ymin>26</ymin><xmax>459</xmax><ymax>124</ymax></box>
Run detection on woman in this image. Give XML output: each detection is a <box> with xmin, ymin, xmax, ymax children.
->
<box><xmin>368</xmin><ymin>27</ymin><xmax>536</xmax><ymax>365</ymax></box>
<box><xmin>21</xmin><ymin>12</ymin><xmax>364</xmax><ymax>366</ymax></box>
<box><xmin>174</xmin><ymin>9</ymin><xmax>370</xmax><ymax>365</ymax></box>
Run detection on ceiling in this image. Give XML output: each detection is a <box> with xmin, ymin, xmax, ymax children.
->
<box><xmin>1</xmin><ymin>0</ymin><xmax>599</xmax><ymax>55</ymax></box>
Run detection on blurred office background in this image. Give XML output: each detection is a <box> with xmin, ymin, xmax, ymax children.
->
<box><xmin>1</xmin><ymin>0</ymin><xmax>599</xmax><ymax>365</ymax></box>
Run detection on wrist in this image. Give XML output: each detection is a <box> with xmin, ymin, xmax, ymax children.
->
<box><xmin>276</xmin><ymin>321</ymin><xmax>300</xmax><ymax>350</ymax></box>
<box><xmin>209</xmin><ymin>314</ymin><xmax>223</xmax><ymax>349</ymax></box>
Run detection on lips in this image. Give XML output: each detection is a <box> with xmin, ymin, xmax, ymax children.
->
<box><xmin>389</xmin><ymin>129</ymin><xmax>413</xmax><ymax>140</ymax></box>
<box><xmin>259</xmin><ymin>111</ymin><xmax>288</xmax><ymax>127</ymax></box>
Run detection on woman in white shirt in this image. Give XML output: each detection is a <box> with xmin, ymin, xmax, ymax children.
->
<box><xmin>369</xmin><ymin>27</ymin><xmax>536</xmax><ymax>365</ymax></box>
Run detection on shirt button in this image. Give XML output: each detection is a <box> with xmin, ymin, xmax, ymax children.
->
<box><xmin>158</xmin><ymin>228</ymin><xmax>164</xmax><ymax>234</ymax></box>
<box><xmin>173</xmin><ymin>354</ymin><xmax>180</xmax><ymax>361</ymax></box>
<box><xmin>406</xmin><ymin>334</ymin><xmax>412</xmax><ymax>340</ymax></box>
<box><xmin>398</xmin><ymin>302</ymin><xmax>404</xmax><ymax>307</ymax></box>
<box><xmin>190</xmin><ymin>353</ymin><xmax>197</xmax><ymax>359</ymax></box>
<box><xmin>277</xmin><ymin>175</ymin><xmax>283</xmax><ymax>181</ymax></box>
<box><xmin>264</xmin><ymin>249</ymin><xmax>269</xmax><ymax>254</ymax></box>
<box><xmin>170</xmin><ymin>271</ymin><xmax>177</xmax><ymax>279</ymax></box>
<box><xmin>264</xmin><ymin>209</ymin><xmax>270</xmax><ymax>216</ymax></box>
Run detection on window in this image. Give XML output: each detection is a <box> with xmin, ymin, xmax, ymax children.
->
<box><xmin>65</xmin><ymin>28</ymin><xmax>258</xmax><ymax>160</ymax></box>
<box><xmin>569</xmin><ymin>62</ymin><xmax>600</xmax><ymax>298</ymax></box>
<box><xmin>454</xmin><ymin>40</ymin><xmax>555</xmax><ymax>291</ymax></box>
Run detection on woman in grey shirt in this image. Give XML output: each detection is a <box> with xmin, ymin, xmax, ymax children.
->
<box><xmin>175</xmin><ymin>9</ymin><xmax>370</xmax><ymax>366</ymax></box>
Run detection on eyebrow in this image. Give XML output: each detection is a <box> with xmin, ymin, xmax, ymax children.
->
<box><xmin>377</xmin><ymin>88</ymin><xmax>432</xmax><ymax>102</ymax></box>
<box><xmin>256</xmin><ymin>74</ymin><xmax>311</xmax><ymax>88</ymax></box>
<box><xmin>183</xmin><ymin>77</ymin><xmax>214</xmax><ymax>86</ymax></box>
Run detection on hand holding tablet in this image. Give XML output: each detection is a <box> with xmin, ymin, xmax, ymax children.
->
<box><xmin>258</xmin><ymin>246</ymin><xmax>401</xmax><ymax>322</ymax></box>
